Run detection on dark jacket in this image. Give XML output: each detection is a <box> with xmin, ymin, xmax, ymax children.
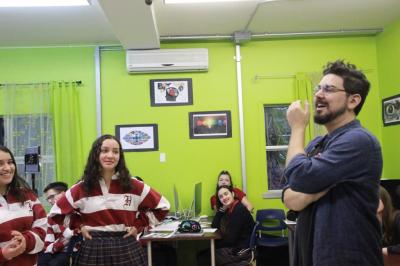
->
<box><xmin>212</xmin><ymin>201</ymin><xmax>254</xmax><ymax>250</ymax></box>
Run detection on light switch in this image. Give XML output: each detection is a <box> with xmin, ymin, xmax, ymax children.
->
<box><xmin>160</xmin><ymin>153</ymin><xmax>166</xmax><ymax>162</ymax></box>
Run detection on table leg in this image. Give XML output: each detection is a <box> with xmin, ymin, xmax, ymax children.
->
<box><xmin>147</xmin><ymin>241</ymin><xmax>152</xmax><ymax>266</ymax></box>
<box><xmin>288</xmin><ymin>229</ymin><xmax>293</xmax><ymax>266</ymax></box>
<box><xmin>211</xmin><ymin>239</ymin><xmax>215</xmax><ymax>266</ymax></box>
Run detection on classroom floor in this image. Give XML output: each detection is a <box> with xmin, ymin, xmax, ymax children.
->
<box><xmin>256</xmin><ymin>246</ymin><xmax>289</xmax><ymax>266</ymax></box>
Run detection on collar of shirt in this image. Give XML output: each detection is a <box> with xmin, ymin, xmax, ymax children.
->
<box><xmin>328</xmin><ymin>119</ymin><xmax>360</xmax><ymax>139</ymax></box>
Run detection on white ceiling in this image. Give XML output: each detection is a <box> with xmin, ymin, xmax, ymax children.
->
<box><xmin>0</xmin><ymin>0</ymin><xmax>400</xmax><ymax>48</ymax></box>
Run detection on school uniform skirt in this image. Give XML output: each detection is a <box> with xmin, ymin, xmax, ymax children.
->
<box><xmin>73</xmin><ymin>231</ymin><xmax>147</xmax><ymax>266</ymax></box>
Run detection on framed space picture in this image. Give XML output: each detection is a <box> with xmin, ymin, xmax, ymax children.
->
<box><xmin>115</xmin><ymin>124</ymin><xmax>159</xmax><ymax>152</ymax></box>
<box><xmin>150</xmin><ymin>78</ymin><xmax>193</xmax><ymax>106</ymax></box>
<box><xmin>189</xmin><ymin>110</ymin><xmax>232</xmax><ymax>139</ymax></box>
<box><xmin>382</xmin><ymin>94</ymin><xmax>400</xmax><ymax>126</ymax></box>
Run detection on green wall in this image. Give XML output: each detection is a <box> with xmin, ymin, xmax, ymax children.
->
<box><xmin>377</xmin><ymin>17</ymin><xmax>400</xmax><ymax>179</ymax></box>
<box><xmin>0</xmin><ymin>34</ymin><xmax>387</xmax><ymax>215</ymax></box>
<box><xmin>101</xmin><ymin>42</ymin><xmax>241</xmax><ymax>213</ymax></box>
<box><xmin>100</xmin><ymin>37</ymin><xmax>382</xmax><ymax>214</ymax></box>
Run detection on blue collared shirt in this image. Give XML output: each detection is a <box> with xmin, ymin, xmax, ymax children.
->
<box><xmin>285</xmin><ymin>120</ymin><xmax>383</xmax><ymax>266</ymax></box>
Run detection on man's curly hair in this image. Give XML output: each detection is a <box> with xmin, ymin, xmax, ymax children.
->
<box><xmin>323</xmin><ymin>60</ymin><xmax>370</xmax><ymax>115</ymax></box>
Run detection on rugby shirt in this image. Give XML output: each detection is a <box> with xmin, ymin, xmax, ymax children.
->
<box><xmin>49</xmin><ymin>175</ymin><xmax>170</xmax><ymax>234</ymax></box>
<box><xmin>0</xmin><ymin>189</ymin><xmax>47</xmax><ymax>265</ymax></box>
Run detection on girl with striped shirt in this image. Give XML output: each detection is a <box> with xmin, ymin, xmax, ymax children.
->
<box><xmin>50</xmin><ymin>134</ymin><xmax>170</xmax><ymax>266</ymax></box>
<box><xmin>0</xmin><ymin>146</ymin><xmax>47</xmax><ymax>265</ymax></box>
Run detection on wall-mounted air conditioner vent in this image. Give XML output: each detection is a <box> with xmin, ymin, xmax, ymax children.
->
<box><xmin>126</xmin><ymin>48</ymin><xmax>208</xmax><ymax>73</ymax></box>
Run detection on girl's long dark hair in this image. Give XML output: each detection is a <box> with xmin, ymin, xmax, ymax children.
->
<box><xmin>0</xmin><ymin>146</ymin><xmax>31</xmax><ymax>203</ymax></box>
<box><xmin>380</xmin><ymin>186</ymin><xmax>400</xmax><ymax>245</ymax></box>
<box><xmin>82</xmin><ymin>135</ymin><xmax>132</xmax><ymax>195</ymax></box>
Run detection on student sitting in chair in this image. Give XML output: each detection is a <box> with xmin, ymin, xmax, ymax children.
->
<box><xmin>38</xmin><ymin>182</ymin><xmax>81</xmax><ymax>266</ymax></box>
<box><xmin>199</xmin><ymin>185</ymin><xmax>255</xmax><ymax>266</ymax></box>
<box><xmin>210</xmin><ymin>170</ymin><xmax>253</xmax><ymax>212</ymax></box>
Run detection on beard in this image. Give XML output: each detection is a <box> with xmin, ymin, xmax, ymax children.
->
<box><xmin>314</xmin><ymin>104</ymin><xmax>347</xmax><ymax>125</ymax></box>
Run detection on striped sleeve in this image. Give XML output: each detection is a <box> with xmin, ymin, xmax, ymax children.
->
<box><xmin>137</xmin><ymin>181</ymin><xmax>170</xmax><ymax>226</ymax></box>
<box><xmin>0</xmin><ymin>247</ymin><xmax>5</xmax><ymax>263</ymax></box>
<box><xmin>23</xmin><ymin>195</ymin><xmax>47</xmax><ymax>254</ymax></box>
<box><xmin>44</xmin><ymin>217</ymin><xmax>73</xmax><ymax>253</ymax></box>
<box><xmin>49</xmin><ymin>183</ymin><xmax>81</xmax><ymax>224</ymax></box>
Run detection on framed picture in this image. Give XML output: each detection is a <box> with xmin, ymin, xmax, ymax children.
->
<box><xmin>115</xmin><ymin>124</ymin><xmax>158</xmax><ymax>152</ymax></box>
<box><xmin>150</xmin><ymin>78</ymin><xmax>193</xmax><ymax>106</ymax></box>
<box><xmin>189</xmin><ymin>110</ymin><xmax>232</xmax><ymax>139</ymax></box>
<box><xmin>382</xmin><ymin>94</ymin><xmax>400</xmax><ymax>126</ymax></box>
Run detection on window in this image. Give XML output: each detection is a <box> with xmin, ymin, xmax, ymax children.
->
<box><xmin>264</xmin><ymin>105</ymin><xmax>290</xmax><ymax>197</ymax></box>
<box><xmin>3</xmin><ymin>115</ymin><xmax>55</xmax><ymax>199</ymax></box>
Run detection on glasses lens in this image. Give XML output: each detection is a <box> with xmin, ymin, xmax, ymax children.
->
<box><xmin>314</xmin><ymin>85</ymin><xmax>337</xmax><ymax>94</ymax></box>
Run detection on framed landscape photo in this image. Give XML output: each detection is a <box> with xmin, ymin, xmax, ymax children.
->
<box><xmin>150</xmin><ymin>78</ymin><xmax>193</xmax><ymax>106</ymax></box>
<box><xmin>189</xmin><ymin>110</ymin><xmax>232</xmax><ymax>139</ymax></box>
<box><xmin>115</xmin><ymin>124</ymin><xmax>159</xmax><ymax>152</ymax></box>
<box><xmin>382</xmin><ymin>94</ymin><xmax>400</xmax><ymax>126</ymax></box>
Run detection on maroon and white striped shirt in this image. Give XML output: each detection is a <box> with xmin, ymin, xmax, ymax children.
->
<box><xmin>44</xmin><ymin>213</ymin><xmax>80</xmax><ymax>254</ymax></box>
<box><xmin>49</xmin><ymin>175</ymin><xmax>170</xmax><ymax>234</ymax></box>
<box><xmin>0</xmin><ymin>189</ymin><xmax>47</xmax><ymax>265</ymax></box>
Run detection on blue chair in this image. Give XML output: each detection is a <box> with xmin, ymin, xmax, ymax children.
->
<box><xmin>255</xmin><ymin>209</ymin><xmax>288</xmax><ymax>248</ymax></box>
<box><xmin>248</xmin><ymin>221</ymin><xmax>259</xmax><ymax>265</ymax></box>
<box><xmin>236</xmin><ymin>221</ymin><xmax>259</xmax><ymax>266</ymax></box>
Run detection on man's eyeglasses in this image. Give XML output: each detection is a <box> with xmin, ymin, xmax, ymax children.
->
<box><xmin>314</xmin><ymin>85</ymin><xmax>346</xmax><ymax>95</ymax></box>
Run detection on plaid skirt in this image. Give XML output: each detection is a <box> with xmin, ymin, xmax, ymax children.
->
<box><xmin>73</xmin><ymin>231</ymin><xmax>147</xmax><ymax>266</ymax></box>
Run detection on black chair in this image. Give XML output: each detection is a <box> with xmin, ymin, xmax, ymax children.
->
<box><xmin>255</xmin><ymin>209</ymin><xmax>288</xmax><ymax>248</ymax></box>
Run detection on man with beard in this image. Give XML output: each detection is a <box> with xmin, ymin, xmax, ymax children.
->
<box><xmin>282</xmin><ymin>60</ymin><xmax>383</xmax><ymax>266</ymax></box>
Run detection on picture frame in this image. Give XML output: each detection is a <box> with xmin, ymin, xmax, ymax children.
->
<box><xmin>115</xmin><ymin>124</ymin><xmax>159</xmax><ymax>152</ymax></box>
<box><xmin>189</xmin><ymin>110</ymin><xmax>232</xmax><ymax>139</ymax></box>
<box><xmin>150</xmin><ymin>78</ymin><xmax>193</xmax><ymax>106</ymax></box>
<box><xmin>382</xmin><ymin>94</ymin><xmax>400</xmax><ymax>126</ymax></box>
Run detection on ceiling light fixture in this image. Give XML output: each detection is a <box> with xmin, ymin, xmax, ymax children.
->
<box><xmin>164</xmin><ymin>0</ymin><xmax>283</xmax><ymax>3</ymax></box>
<box><xmin>165</xmin><ymin>0</ymin><xmax>257</xmax><ymax>3</ymax></box>
<box><xmin>0</xmin><ymin>0</ymin><xmax>89</xmax><ymax>7</ymax></box>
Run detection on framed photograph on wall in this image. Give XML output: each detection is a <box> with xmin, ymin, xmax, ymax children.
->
<box><xmin>150</xmin><ymin>78</ymin><xmax>193</xmax><ymax>106</ymax></box>
<box><xmin>189</xmin><ymin>110</ymin><xmax>232</xmax><ymax>139</ymax></box>
<box><xmin>115</xmin><ymin>124</ymin><xmax>159</xmax><ymax>152</ymax></box>
<box><xmin>382</xmin><ymin>94</ymin><xmax>400</xmax><ymax>126</ymax></box>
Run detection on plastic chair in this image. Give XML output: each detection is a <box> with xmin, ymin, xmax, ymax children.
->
<box><xmin>248</xmin><ymin>221</ymin><xmax>259</xmax><ymax>265</ymax></box>
<box><xmin>255</xmin><ymin>209</ymin><xmax>288</xmax><ymax>248</ymax></box>
<box><xmin>235</xmin><ymin>221</ymin><xmax>259</xmax><ymax>266</ymax></box>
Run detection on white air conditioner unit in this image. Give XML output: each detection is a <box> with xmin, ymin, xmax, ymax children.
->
<box><xmin>126</xmin><ymin>48</ymin><xmax>208</xmax><ymax>73</ymax></box>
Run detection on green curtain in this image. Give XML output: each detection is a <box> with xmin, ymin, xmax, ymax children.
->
<box><xmin>51</xmin><ymin>81</ymin><xmax>84</xmax><ymax>186</ymax></box>
<box><xmin>294</xmin><ymin>73</ymin><xmax>314</xmax><ymax>142</ymax></box>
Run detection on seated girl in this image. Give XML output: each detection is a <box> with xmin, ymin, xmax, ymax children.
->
<box><xmin>210</xmin><ymin>170</ymin><xmax>253</xmax><ymax>212</ymax></box>
<box><xmin>211</xmin><ymin>185</ymin><xmax>255</xmax><ymax>265</ymax></box>
<box><xmin>377</xmin><ymin>186</ymin><xmax>400</xmax><ymax>256</ymax></box>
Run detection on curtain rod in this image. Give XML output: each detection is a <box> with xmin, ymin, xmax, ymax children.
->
<box><xmin>0</xmin><ymin>81</ymin><xmax>82</xmax><ymax>87</ymax></box>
